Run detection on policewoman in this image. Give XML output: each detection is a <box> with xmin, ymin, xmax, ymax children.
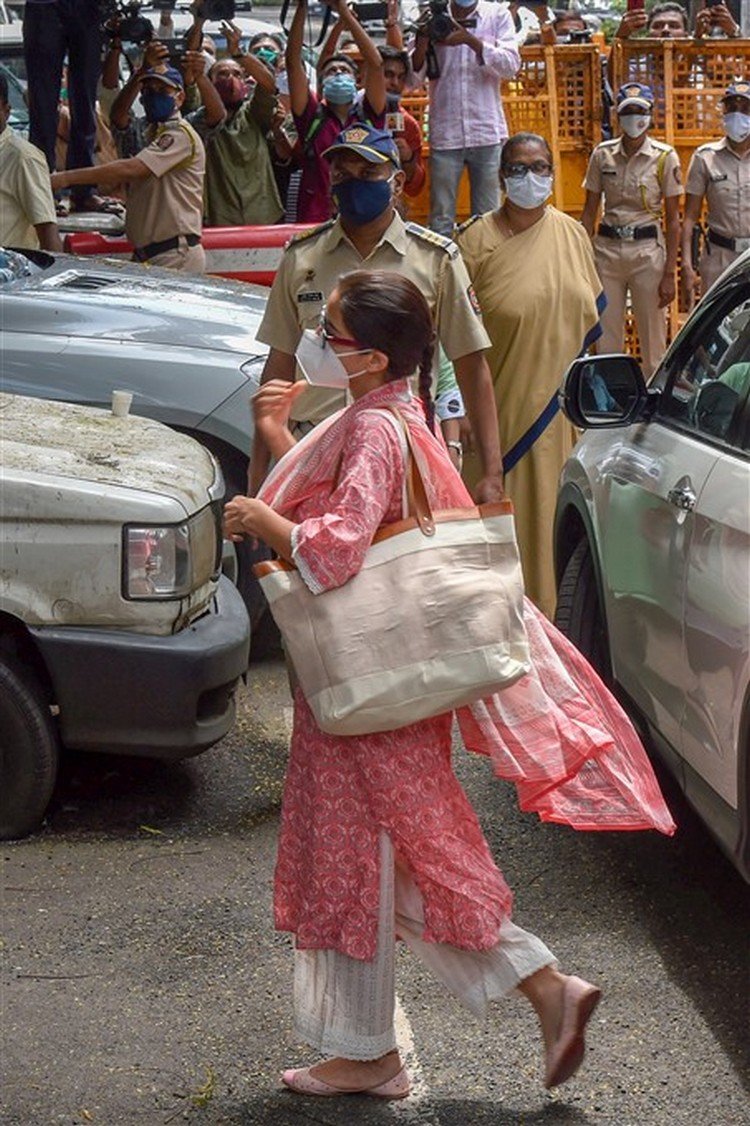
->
<box><xmin>580</xmin><ymin>83</ymin><xmax>682</xmax><ymax>376</ymax></box>
<box><xmin>682</xmin><ymin>81</ymin><xmax>750</xmax><ymax>308</ymax></box>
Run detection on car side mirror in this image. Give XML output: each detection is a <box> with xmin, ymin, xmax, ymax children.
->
<box><xmin>560</xmin><ymin>354</ymin><xmax>653</xmax><ymax>429</ymax></box>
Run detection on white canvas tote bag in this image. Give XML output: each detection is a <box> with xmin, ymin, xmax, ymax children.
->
<box><xmin>254</xmin><ymin>410</ymin><xmax>530</xmax><ymax>736</ymax></box>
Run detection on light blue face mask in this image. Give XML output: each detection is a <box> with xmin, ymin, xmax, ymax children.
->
<box><xmin>453</xmin><ymin>0</ymin><xmax>477</xmax><ymax>9</ymax></box>
<box><xmin>323</xmin><ymin>73</ymin><xmax>357</xmax><ymax>106</ymax></box>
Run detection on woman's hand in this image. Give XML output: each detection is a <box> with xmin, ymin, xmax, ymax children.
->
<box><xmin>252</xmin><ymin>379</ymin><xmax>307</xmax><ymax>456</ymax></box>
<box><xmin>223</xmin><ymin>496</ymin><xmax>295</xmax><ymax>560</ymax></box>
<box><xmin>223</xmin><ymin>496</ymin><xmax>272</xmax><ymax>542</ymax></box>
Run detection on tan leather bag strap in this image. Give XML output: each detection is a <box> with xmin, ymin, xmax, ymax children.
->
<box><xmin>384</xmin><ymin>406</ymin><xmax>436</xmax><ymax>538</ymax></box>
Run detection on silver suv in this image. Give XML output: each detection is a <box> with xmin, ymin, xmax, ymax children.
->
<box><xmin>554</xmin><ymin>253</ymin><xmax>750</xmax><ymax>882</ymax></box>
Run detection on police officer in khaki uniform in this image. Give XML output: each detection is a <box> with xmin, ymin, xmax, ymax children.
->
<box><xmin>250</xmin><ymin>123</ymin><xmax>503</xmax><ymax>503</ymax></box>
<box><xmin>682</xmin><ymin>81</ymin><xmax>750</xmax><ymax>308</ymax></box>
<box><xmin>580</xmin><ymin>84</ymin><xmax>682</xmax><ymax>376</ymax></box>
<box><xmin>51</xmin><ymin>67</ymin><xmax>206</xmax><ymax>273</ymax></box>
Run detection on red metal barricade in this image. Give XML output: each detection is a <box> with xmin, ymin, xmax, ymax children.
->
<box><xmin>63</xmin><ymin>224</ymin><xmax>316</xmax><ymax>287</ymax></box>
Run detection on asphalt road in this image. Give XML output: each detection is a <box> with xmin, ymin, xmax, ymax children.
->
<box><xmin>2</xmin><ymin>656</ymin><xmax>748</xmax><ymax>1126</ymax></box>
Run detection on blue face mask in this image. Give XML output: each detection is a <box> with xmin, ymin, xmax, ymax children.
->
<box><xmin>453</xmin><ymin>0</ymin><xmax>476</xmax><ymax>8</ymax></box>
<box><xmin>141</xmin><ymin>89</ymin><xmax>176</xmax><ymax>123</ymax></box>
<box><xmin>331</xmin><ymin>175</ymin><xmax>394</xmax><ymax>224</ymax></box>
<box><xmin>322</xmin><ymin>73</ymin><xmax>357</xmax><ymax>105</ymax></box>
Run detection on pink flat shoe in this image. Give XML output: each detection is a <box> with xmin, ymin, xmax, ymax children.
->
<box><xmin>544</xmin><ymin>975</ymin><xmax>602</xmax><ymax>1089</ymax></box>
<box><xmin>281</xmin><ymin>1064</ymin><xmax>411</xmax><ymax>1100</ymax></box>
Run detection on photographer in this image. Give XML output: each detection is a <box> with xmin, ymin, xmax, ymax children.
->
<box><xmin>286</xmin><ymin>0</ymin><xmax>386</xmax><ymax>223</ymax></box>
<box><xmin>22</xmin><ymin>0</ymin><xmax>106</xmax><ymax>215</ymax></box>
<box><xmin>411</xmin><ymin>1</ymin><xmax>520</xmax><ymax>236</ymax></box>
<box><xmin>185</xmin><ymin>19</ymin><xmax>285</xmax><ymax>226</ymax></box>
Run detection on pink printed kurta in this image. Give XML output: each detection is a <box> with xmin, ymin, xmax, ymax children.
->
<box><xmin>262</xmin><ymin>381</ymin><xmax>675</xmax><ymax>964</ymax></box>
<box><xmin>274</xmin><ymin>399</ymin><xmax>513</xmax><ymax>961</ymax></box>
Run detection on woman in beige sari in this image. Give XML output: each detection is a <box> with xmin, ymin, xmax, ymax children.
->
<box><xmin>458</xmin><ymin>133</ymin><xmax>605</xmax><ymax>619</ymax></box>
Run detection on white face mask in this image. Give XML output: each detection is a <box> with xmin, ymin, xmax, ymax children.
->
<box><xmin>503</xmin><ymin>171</ymin><xmax>553</xmax><ymax>210</ymax></box>
<box><xmin>723</xmin><ymin>111</ymin><xmax>750</xmax><ymax>144</ymax></box>
<box><xmin>295</xmin><ymin>329</ymin><xmax>370</xmax><ymax>389</ymax></box>
<box><xmin>619</xmin><ymin>114</ymin><xmax>650</xmax><ymax>138</ymax></box>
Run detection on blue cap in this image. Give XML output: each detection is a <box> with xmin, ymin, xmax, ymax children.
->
<box><xmin>722</xmin><ymin>80</ymin><xmax>750</xmax><ymax>102</ymax></box>
<box><xmin>142</xmin><ymin>65</ymin><xmax>184</xmax><ymax>91</ymax></box>
<box><xmin>323</xmin><ymin>124</ymin><xmax>401</xmax><ymax>166</ymax></box>
<box><xmin>616</xmin><ymin>83</ymin><xmax>654</xmax><ymax>112</ymax></box>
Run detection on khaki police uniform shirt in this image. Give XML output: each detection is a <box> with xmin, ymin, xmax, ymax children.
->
<box><xmin>685</xmin><ymin>138</ymin><xmax>750</xmax><ymax>239</ymax></box>
<box><xmin>583</xmin><ymin>136</ymin><xmax>682</xmax><ymax>229</ymax></box>
<box><xmin>125</xmin><ymin>117</ymin><xmax>205</xmax><ymax>250</ymax></box>
<box><xmin>257</xmin><ymin>212</ymin><xmax>491</xmax><ymax>423</ymax></box>
<box><xmin>0</xmin><ymin>128</ymin><xmax>57</xmax><ymax>249</ymax></box>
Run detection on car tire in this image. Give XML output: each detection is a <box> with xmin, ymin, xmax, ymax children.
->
<box><xmin>219</xmin><ymin>459</ymin><xmax>281</xmax><ymax>663</ymax></box>
<box><xmin>0</xmin><ymin>656</ymin><xmax>59</xmax><ymax>840</ymax></box>
<box><xmin>554</xmin><ymin>537</ymin><xmax>612</xmax><ymax>684</ymax></box>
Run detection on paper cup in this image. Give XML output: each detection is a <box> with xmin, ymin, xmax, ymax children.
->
<box><xmin>111</xmin><ymin>390</ymin><xmax>133</xmax><ymax>418</ymax></box>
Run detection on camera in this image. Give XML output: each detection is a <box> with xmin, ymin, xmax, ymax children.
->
<box><xmin>100</xmin><ymin>2</ymin><xmax>154</xmax><ymax>44</ymax></box>
<box><xmin>349</xmin><ymin>1</ymin><xmax>389</xmax><ymax>22</ymax></box>
<box><xmin>567</xmin><ymin>28</ymin><xmax>592</xmax><ymax>43</ymax></box>
<box><xmin>417</xmin><ymin>0</ymin><xmax>455</xmax><ymax>42</ymax></box>
<box><xmin>198</xmin><ymin>0</ymin><xmax>236</xmax><ymax>20</ymax></box>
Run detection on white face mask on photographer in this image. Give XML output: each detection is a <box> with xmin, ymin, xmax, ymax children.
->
<box><xmin>503</xmin><ymin>171</ymin><xmax>553</xmax><ymax>210</ymax></box>
<box><xmin>619</xmin><ymin>114</ymin><xmax>651</xmax><ymax>138</ymax></box>
<box><xmin>295</xmin><ymin>329</ymin><xmax>371</xmax><ymax>389</ymax></box>
<box><xmin>723</xmin><ymin>111</ymin><xmax>750</xmax><ymax>143</ymax></box>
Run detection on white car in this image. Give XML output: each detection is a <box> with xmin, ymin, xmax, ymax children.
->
<box><xmin>555</xmin><ymin>252</ymin><xmax>750</xmax><ymax>882</ymax></box>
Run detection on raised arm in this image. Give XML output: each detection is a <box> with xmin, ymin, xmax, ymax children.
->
<box><xmin>335</xmin><ymin>1</ymin><xmax>386</xmax><ymax>114</ymax></box>
<box><xmin>286</xmin><ymin>0</ymin><xmax>312</xmax><ymax>118</ymax></box>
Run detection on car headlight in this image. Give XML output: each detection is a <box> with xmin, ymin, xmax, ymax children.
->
<box><xmin>123</xmin><ymin>506</ymin><xmax>217</xmax><ymax>600</ymax></box>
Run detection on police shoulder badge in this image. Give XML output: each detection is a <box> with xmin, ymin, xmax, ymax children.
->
<box><xmin>405</xmin><ymin>221</ymin><xmax>458</xmax><ymax>258</ymax></box>
<box><xmin>155</xmin><ymin>133</ymin><xmax>175</xmax><ymax>151</ymax></box>
<box><xmin>467</xmin><ymin>284</ymin><xmax>481</xmax><ymax>316</ymax></box>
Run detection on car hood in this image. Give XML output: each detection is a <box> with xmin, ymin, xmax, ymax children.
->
<box><xmin>0</xmin><ymin>393</ymin><xmax>217</xmax><ymax>513</ymax></box>
<box><xmin>3</xmin><ymin>253</ymin><xmax>270</xmax><ymax>355</ymax></box>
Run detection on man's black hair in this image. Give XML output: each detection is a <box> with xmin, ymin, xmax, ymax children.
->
<box><xmin>320</xmin><ymin>52</ymin><xmax>357</xmax><ymax>76</ymax></box>
<box><xmin>248</xmin><ymin>31</ymin><xmax>284</xmax><ymax>51</ymax></box>
<box><xmin>648</xmin><ymin>2</ymin><xmax>688</xmax><ymax>27</ymax></box>
<box><xmin>379</xmin><ymin>45</ymin><xmax>410</xmax><ymax>71</ymax></box>
<box><xmin>0</xmin><ymin>72</ymin><xmax>8</xmax><ymax>104</ymax></box>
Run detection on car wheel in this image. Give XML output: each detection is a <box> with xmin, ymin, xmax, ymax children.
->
<box><xmin>0</xmin><ymin>656</ymin><xmax>59</xmax><ymax>840</ymax></box>
<box><xmin>554</xmin><ymin>537</ymin><xmax>612</xmax><ymax>684</ymax></box>
<box><xmin>218</xmin><ymin>459</ymin><xmax>281</xmax><ymax>663</ymax></box>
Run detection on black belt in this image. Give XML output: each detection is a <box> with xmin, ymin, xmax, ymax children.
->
<box><xmin>707</xmin><ymin>228</ymin><xmax>750</xmax><ymax>252</ymax></box>
<box><xmin>133</xmin><ymin>233</ymin><xmax>201</xmax><ymax>262</ymax></box>
<box><xmin>598</xmin><ymin>223</ymin><xmax>659</xmax><ymax>241</ymax></box>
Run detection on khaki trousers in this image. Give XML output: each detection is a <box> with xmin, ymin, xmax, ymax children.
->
<box><xmin>699</xmin><ymin>243</ymin><xmax>737</xmax><ymax>296</ymax></box>
<box><xmin>140</xmin><ymin>242</ymin><xmax>206</xmax><ymax>274</ymax></box>
<box><xmin>594</xmin><ymin>237</ymin><xmax>667</xmax><ymax>378</ymax></box>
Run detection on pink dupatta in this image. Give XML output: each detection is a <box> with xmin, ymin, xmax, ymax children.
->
<box><xmin>259</xmin><ymin>383</ymin><xmax>675</xmax><ymax>837</ymax></box>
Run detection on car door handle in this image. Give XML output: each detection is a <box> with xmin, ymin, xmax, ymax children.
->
<box><xmin>667</xmin><ymin>483</ymin><xmax>696</xmax><ymax>512</ymax></box>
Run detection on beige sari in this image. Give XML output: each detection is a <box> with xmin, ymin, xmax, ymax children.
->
<box><xmin>458</xmin><ymin>207</ymin><xmax>604</xmax><ymax>618</ymax></box>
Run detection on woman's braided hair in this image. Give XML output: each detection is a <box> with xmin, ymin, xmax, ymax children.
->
<box><xmin>336</xmin><ymin>270</ymin><xmax>437</xmax><ymax>433</ymax></box>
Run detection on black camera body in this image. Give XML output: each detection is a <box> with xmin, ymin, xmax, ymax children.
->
<box><xmin>349</xmin><ymin>1</ymin><xmax>389</xmax><ymax>22</ymax></box>
<box><xmin>422</xmin><ymin>0</ymin><xmax>454</xmax><ymax>42</ymax></box>
<box><xmin>567</xmin><ymin>28</ymin><xmax>592</xmax><ymax>43</ymax></box>
<box><xmin>101</xmin><ymin>2</ymin><xmax>154</xmax><ymax>44</ymax></box>
<box><xmin>200</xmin><ymin>0</ymin><xmax>236</xmax><ymax>20</ymax></box>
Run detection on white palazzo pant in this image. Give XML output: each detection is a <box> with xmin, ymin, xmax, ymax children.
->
<box><xmin>293</xmin><ymin>833</ymin><xmax>557</xmax><ymax>1060</ymax></box>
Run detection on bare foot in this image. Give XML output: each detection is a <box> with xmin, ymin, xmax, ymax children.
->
<box><xmin>518</xmin><ymin>965</ymin><xmax>567</xmax><ymax>1049</ymax></box>
<box><xmin>309</xmin><ymin>1049</ymin><xmax>402</xmax><ymax>1091</ymax></box>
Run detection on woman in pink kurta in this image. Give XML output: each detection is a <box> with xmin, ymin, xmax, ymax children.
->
<box><xmin>224</xmin><ymin>271</ymin><xmax>674</xmax><ymax>1102</ymax></box>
